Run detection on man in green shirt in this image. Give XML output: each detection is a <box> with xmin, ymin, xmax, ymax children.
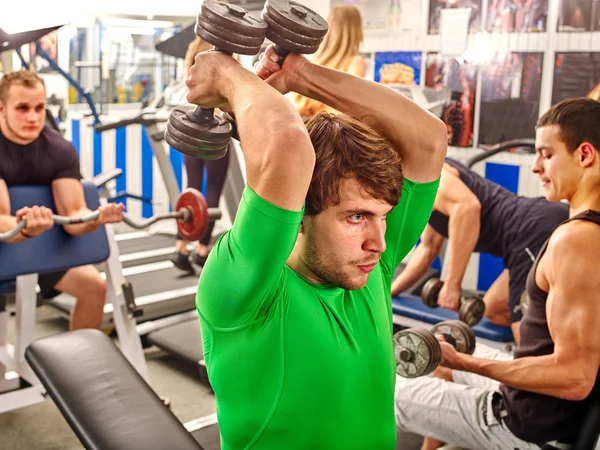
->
<box><xmin>186</xmin><ymin>45</ymin><xmax>448</xmax><ymax>449</ymax></box>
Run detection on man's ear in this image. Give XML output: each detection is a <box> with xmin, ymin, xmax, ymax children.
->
<box><xmin>579</xmin><ymin>143</ymin><xmax>597</xmax><ymax>168</ymax></box>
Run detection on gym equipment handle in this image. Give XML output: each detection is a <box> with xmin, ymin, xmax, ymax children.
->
<box><xmin>0</xmin><ymin>208</ymin><xmax>221</xmax><ymax>242</ymax></box>
<box><xmin>94</xmin><ymin>113</ymin><xmax>167</xmax><ymax>133</ymax></box>
<box><xmin>466</xmin><ymin>138</ymin><xmax>536</xmax><ymax>168</ymax></box>
<box><xmin>273</xmin><ymin>45</ymin><xmax>289</xmax><ymax>66</ymax></box>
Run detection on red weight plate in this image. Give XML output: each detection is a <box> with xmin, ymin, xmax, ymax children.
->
<box><xmin>176</xmin><ymin>188</ymin><xmax>209</xmax><ymax>241</ymax></box>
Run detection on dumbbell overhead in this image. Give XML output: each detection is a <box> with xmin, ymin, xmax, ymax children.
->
<box><xmin>421</xmin><ymin>278</ymin><xmax>486</xmax><ymax>327</ymax></box>
<box><xmin>0</xmin><ymin>188</ymin><xmax>220</xmax><ymax>243</ymax></box>
<box><xmin>261</xmin><ymin>0</ymin><xmax>329</xmax><ymax>63</ymax></box>
<box><xmin>165</xmin><ymin>0</ymin><xmax>328</xmax><ymax>161</ymax></box>
<box><xmin>394</xmin><ymin>320</ymin><xmax>476</xmax><ymax>378</ymax></box>
<box><xmin>164</xmin><ymin>1</ymin><xmax>269</xmax><ymax>160</ymax></box>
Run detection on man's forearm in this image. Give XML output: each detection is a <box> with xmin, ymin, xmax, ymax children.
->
<box><xmin>391</xmin><ymin>245</ymin><xmax>438</xmax><ymax>295</ymax></box>
<box><xmin>292</xmin><ymin>63</ymin><xmax>446</xmax><ymax>158</ymax></box>
<box><xmin>445</xmin><ymin>207</ymin><xmax>480</xmax><ymax>288</ymax></box>
<box><xmin>63</xmin><ymin>207</ymin><xmax>100</xmax><ymax>236</ymax></box>
<box><xmin>456</xmin><ymin>353</ymin><xmax>587</xmax><ymax>401</ymax></box>
<box><xmin>0</xmin><ymin>215</ymin><xmax>28</xmax><ymax>243</ymax></box>
<box><xmin>226</xmin><ymin>67</ymin><xmax>307</xmax><ymax>161</ymax></box>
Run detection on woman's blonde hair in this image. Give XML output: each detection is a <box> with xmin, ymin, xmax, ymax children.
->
<box><xmin>588</xmin><ymin>83</ymin><xmax>600</xmax><ymax>101</ymax></box>
<box><xmin>292</xmin><ymin>5</ymin><xmax>364</xmax><ymax>117</ymax></box>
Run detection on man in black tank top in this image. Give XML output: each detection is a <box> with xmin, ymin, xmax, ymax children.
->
<box><xmin>0</xmin><ymin>70</ymin><xmax>124</xmax><ymax>330</ymax></box>
<box><xmin>391</xmin><ymin>158</ymin><xmax>568</xmax><ymax>343</ymax></box>
<box><xmin>395</xmin><ymin>98</ymin><xmax>600</xmax><ymax>449</ymax></box>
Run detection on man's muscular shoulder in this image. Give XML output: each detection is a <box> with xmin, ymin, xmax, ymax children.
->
<box><xmin>541</xmin><ymin>219</ymin><xmax>600</xmax><ymax>286</ymax></box>
<box><xmin>42</xmin><ymin>127</ymin><xmax>76</xmax><ymax>154</ymax></box>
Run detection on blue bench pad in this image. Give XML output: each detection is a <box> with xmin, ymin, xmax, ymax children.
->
<box><xmin>392</xmin><ymin>294</ymin><xmax>514</xmax><ymax>342</ymax></box>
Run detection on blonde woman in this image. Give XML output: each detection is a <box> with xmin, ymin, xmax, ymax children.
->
<box><xmin>291</xmin><ymin>5</ymin><xmax>367</xmax><ymax>117</ymax></box>
<box><xmin>588</xmin><ymin>82</ymin><xmax>600</xmax><ymax>101</ymax></box>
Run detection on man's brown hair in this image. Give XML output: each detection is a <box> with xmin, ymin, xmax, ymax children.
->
<box><xmin>304</xmin><ymin>113</ymin><xmax>404</xmax><ymax>215</ymax></box>
<box><xmin>536</xmin><ymin>97</ymin><xmax>600</xmax><ymax>153</ymax></box>
<box><xmin>0</xmin><ymin>70</ymin><xmax>45</xmax><ymax>104</ymax></box>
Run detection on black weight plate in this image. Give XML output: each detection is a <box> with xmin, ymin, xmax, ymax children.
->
<box><xmin>459</xmin><ymin>296</ymin><xmax>486</xmax><ymax>327</ymax></box>
<box><xmin>449</xmin><ymin>320</ymin><xmax>476</xmax><ymax>355</ymax></box>
<box><xmin>431</xmin><ymin>321</ymin><xmax>476</xmax><ymax>355</ymax></box>
<box><xmin>195</xmin><ymin>25</ymin><xmax>263</xmax><ymax>55</ymax></box>
<box><xmin>201</xmin><ymin>1</ymin><xmax>268</xmax><ymax>38</ymax></box>
<box><xmin>262</xmin><ymin>13</ymin><xmax>324</xmax><ymax>48</ymax></box>
<box><xmin>457</xmin><ymin>321</ymin><xmax>477</xmax><ymax>355</ymax></box>
<box><xmin>419</xmin><ymin>329</ymin><xmax>442</xmax><ymax>376</ymax></box>
<box><xmin>426</xmin><ymin>330</ymin><xmax>442</xmax><ymax>375</ymax></box>
<box><xmin>263</xmin><ymin>0</ymin><xmax>328</xmax><ymax>39</ymax></box>
<box><xmin>394</xmin><ymin>328</ymin><xmax>440</xmax><ymax>378</ymax></box>
<box><xmin>421</xmin><ymin>278</ymin><xmax>443</xmax><ymax>308</ymax></box>
<box><xmin>265</xmin><ymin>28</ymin><xmax>320</xmax><ymax>55</ymax></box>
<box><xmin>168</xmin><ymin>106</ymin><xmax>232</xmax><ymax>142</ymax></box>
<box><xmin>165</xmin><ymin>128</ymin><xmax>229</xmax><ymax>160</ymax></box>
<box><xmin>196</xmin><ymin>14</ymin><xmax>266</xmax><ymax>49</ymax></box>
<box><xmin>165</xmin><ymin>125</ymin><xmax>230</xmax><ymax>153</ymax></box>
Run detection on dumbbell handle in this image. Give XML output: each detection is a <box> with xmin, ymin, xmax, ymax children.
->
<box><xmin>438</xmin><ymin>333</ymin><xmax>457</xmax><ymax>349</ymax></box>
<box><xmin>190</xmin><ymin>46</ymin><xmax>233</xmax><ymax>125</ymax></box>
<box><xmin>0</xmin><ymin>208</ymin><xmax>221</xmax><ymax>242</ymax></box>
<box><xmin>273</xmin><ymin>44</ymin><xmax>290</xmax><ymax>66</ymax></box>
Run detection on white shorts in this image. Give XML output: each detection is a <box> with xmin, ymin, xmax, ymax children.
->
<box><xmin>394</xmin><ymin>343</ymin><xmax>540</xmax><ymax>450</ymax></box>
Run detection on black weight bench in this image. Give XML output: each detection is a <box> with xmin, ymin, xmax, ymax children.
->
<box><xmin>25</xmin><ymin>329</ymin><xmax>203</xmax><ymax>450</ymax></box>
<box><xmin>25</xmin><ymin>330</ymin><xmax>599</xmax><ymax>450</ymax></box>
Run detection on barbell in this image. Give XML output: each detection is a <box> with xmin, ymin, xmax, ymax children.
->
<box><xmin>0</xmin><ymin>188</ymin><xmax>220</xmax><ymax>243</ymax></box>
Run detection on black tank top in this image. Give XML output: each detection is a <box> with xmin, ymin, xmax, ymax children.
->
<box><xmin>500</xmin><ymin>210</ymin><xmax>600</xmax><ymax>445</ymax></box>
<box><xmin>428</xmin><ymin>158</ymin><xmax>568</xmax><ymax>267</ymax></box>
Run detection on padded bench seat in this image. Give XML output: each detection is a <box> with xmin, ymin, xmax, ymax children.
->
<box><xmin>392</xmin><ymin>294</ymin><xmax>514</xmax><ymax>343</ymax></box>
<box><xmin>25</xmin><ymin>329</ymin><xmax>203</xmax><ymax>450</ymax></box>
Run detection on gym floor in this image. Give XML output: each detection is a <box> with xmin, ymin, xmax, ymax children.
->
<box><xmin>2</xmin><ymin>301</ymin><xmax>425</xmax><ymax>450</ymax></box>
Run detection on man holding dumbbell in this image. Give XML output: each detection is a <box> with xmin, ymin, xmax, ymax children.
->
<box><xmin>0</xmin><ymin>70</ymin><xmax>123</xmax><ymax>330</ymax></box>
<box><xmin>395</xmin><ymin>98</ymin><xmax>600</xmax><ymax>450</ymax></box>
<box><xmin>187</xmin><ymin>20</ymin><xmax>447</xmax><ymax>448</ymax></box>
<box><xmin>391</xmin><ymin>158</ymin><xmax>568</xmax><ymax>342</ymax></box>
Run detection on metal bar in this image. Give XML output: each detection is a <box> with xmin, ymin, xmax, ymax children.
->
<box><xmin>99</xmin><ymin>195</ymin><xmax>150</xmax><ymax>383</ymax></box>
<box><xmin>14</xmin><ymin>274</ymin><xmax>38</xmax><ymax>363</ymax></box>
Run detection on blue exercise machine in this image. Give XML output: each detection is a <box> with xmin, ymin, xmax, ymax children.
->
<box><xmin>0</xmin><ymin>181</ymin><xmax>149</xmax><ymax>414</ymax></box>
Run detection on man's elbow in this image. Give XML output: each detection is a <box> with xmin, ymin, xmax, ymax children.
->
<box><xmin>263</xmin><ymin>125</ymin><xmax>315</xmax><ymax>168</ymax></box>
<box><xmin>63</xmin><ymin>224</ymin><xmax>85</xmax><ymax>237</ymax></box>
<box><xmin>423</xmin><ymin>118</ymin><xmax>448</xmax><ymax>170</ymax></box>
<box><xmin>561</xmin><ymin>373</ymin><xmax>596</xmax><ymax>401</ymax></box>
<box><xmin>454</xmin><ymin>202</ymin><xmax>481</xmax><ymax>221</ymax></box>
<box><xmin>430</xmin><ymin>118</ymin><xmax>449</xmax><ymax>155</ymax></box>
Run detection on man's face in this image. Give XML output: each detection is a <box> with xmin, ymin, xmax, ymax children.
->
<box><xmin>532</xmin><ymin>125</ymin><xmax>583</xmax><ymax>202</ymax></box>
<box><xmin>301</xmin><ymin>177</ymin><xmax>392</xmax><ymax>290</ymax></box>
<box><xmin>0</xmin><ymin>82</ymin><xmax>46</xmax><ymax>145</ymax></box>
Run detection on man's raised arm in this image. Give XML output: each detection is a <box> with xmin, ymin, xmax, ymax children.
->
<box><xmin>186</xmin><ymin>52</ymin><xmax>315</xmax><ymax>211</ymax></box>
<box><xmin>256</xmin><ymin>49</ymin><xmax>447</xmax><ymax>183</ymax></box>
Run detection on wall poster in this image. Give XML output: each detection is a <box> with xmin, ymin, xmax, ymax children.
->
<box><xmin>425</xmin><ymin>53</ymin><xmax>478</xmax><ymax>147</ymax></box>
<box><xmin>479</xmin><ymin>52</ymin><xmax>544</xmax><ymax>145</ymax></box>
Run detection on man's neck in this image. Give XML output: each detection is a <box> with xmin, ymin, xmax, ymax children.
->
<box><xmin>569</xmin><ymin>181</ymin><xmax>600</xmax><ymax>216</ymax></box>
<box><xmin>286</xmin><ymin>246</ymin><xmax>325</xmax><ymax>284</ymax></box>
